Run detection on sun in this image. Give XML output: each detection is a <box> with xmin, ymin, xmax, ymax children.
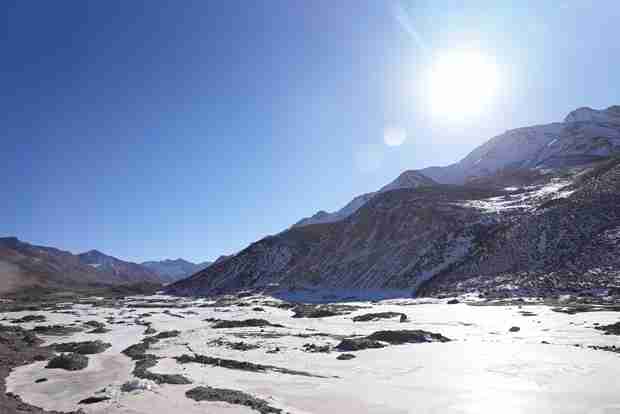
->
<box><xmin>425</xmin><ymin>51</ymin><xmax>500</xmax><ymax>121</ymax></box>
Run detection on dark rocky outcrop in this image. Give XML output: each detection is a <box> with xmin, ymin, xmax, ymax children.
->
<box><xmin>337</xmin><ymin>330</ymin><xmax>450</xmax><ymax>351</ymax></box>
<box><xmin>11</xmin><ymin>315</ymin><xmax>46</xmax><ymax>324</ymax></box>
<box><xmin>31</xmin><ymin>325</ymin><xmax>82</xmax><ymax>336</ymax></box>
<box><xmin>45</xmin><ymin>353</ymin><xmax>88</xmax><ymax>371</ymax></box>
<box><xmin>336</xmin><ymin>338</ymin><xmax>386</xmax><ymax>351</ymax></box>
<box><xmin>52</xmin><ymin>340</ymin><xmax>111</xmax><ymax>355</ymax></box>
<box><xmin>78</xmin><ymin>396</ymin><xmax>110</xmax><ymax>405</ymax></box>
<box><xmin>211</xmin><ymin>319</ymin><xmax>284</xmax><ymax>329</ymax></box>
<box><xmin>175</xmin><ymin>354</ymin><xmax>329</xmax><ymax>378</ymax></box>
<box><xmin>595</xmin><ymin>322</ymin><xmax>620</xmax><ymax>335</ymax></box>
<box><xmin>186</xmin><ymin>386</ymin><xmax>282</xmax><ymax>414</ymax></box>
<box><xmin>352</xmin><ymin>312</ymin><xmax>407</xmax><ymax>322</ymax></box>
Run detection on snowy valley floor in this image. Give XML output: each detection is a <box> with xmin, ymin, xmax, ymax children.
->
<box><xmin>2</xmin><ymin>294</ymin><xmax>620</xmax><ymax>414</ymax></box>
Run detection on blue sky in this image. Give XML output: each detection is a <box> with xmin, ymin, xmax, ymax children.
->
<box><xmin>1</xmin><ymin>1</ymin><xmax>619</xmax><ymax>262</ymax></box>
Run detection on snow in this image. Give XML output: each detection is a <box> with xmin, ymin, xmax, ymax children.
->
<box><xmin>5</xmin><ymin>296</ymin><xmax>620</xmax><ymax>414</ymax></box>
<box><xmin>458</xmin><ymin>178</ymin><xmax>575</xmax><ymax>213</ymax></box>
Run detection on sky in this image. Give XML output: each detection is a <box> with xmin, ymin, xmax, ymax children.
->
<box><xmin>1</xmin><ymin>0</ymin><xmax>619</xmax><ymax>263</ymax></box>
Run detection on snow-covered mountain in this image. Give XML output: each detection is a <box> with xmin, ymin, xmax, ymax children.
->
<box><xmin>141</xmin><ymin>259</ymin><xmax>212</xmax><ymax>283</ymax></box>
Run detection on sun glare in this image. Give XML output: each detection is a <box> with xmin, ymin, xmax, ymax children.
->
<box><xmin>426</xmin><ymin>51</ymin><xmax>500</xmax><ymax>121</ymax></box>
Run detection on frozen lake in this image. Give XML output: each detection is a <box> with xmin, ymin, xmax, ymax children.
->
<box><xmin>3</xmin><ymin>295</ymin><xmax>620</xmax><ymax>414</ymax></box>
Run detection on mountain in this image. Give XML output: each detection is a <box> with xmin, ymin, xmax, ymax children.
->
<box><xmin>0</xmin><ymin>238</ymin><xmax>160</xmax><ymax>295</ymax></box>
<box><xmin>141</xmin><ymin>259</ymin><xmax>212</xmax><ymax>283</ymax></box>
<box><xmin>295</xmin><ymin>106</ymin><xmax>620</xmax><ymax>228</ymax></box>
<box><xmin>419</xmin><ymin>105</ymin><xmax>620</xmax><ymax>183</ymax></box>
<box><xmin>167</xmin><ymin>105</ymin><xmax>620</xmax><ymax>299</ymax></box>
<box><xmin>77</xmin><ymin>250</ymin><xmax>162</xmax><ymax>284</ymax></box>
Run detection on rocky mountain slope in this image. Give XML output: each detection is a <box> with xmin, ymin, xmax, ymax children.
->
<box><xmin>168</xmin><ymin>106</ymin><xmax>620</xmax><ymax>299</ymax></box>
<box><xmin>141</xmin><ymin>259</ymin><xmax>212</xmax><ymax>283</ymax></box>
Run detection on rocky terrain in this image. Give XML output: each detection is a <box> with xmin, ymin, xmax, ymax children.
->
<box><xmin>168</xmin><ymin>106</ymin><xmax>620</xmax><ymax>300</ymax></box>
<box><xmin>2</xmin><ymin>293</ymin><xmax>620</xmax><ymax>413</ymax></box>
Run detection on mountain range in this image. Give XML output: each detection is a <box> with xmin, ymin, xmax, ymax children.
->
<box><xmin>167</xmin><ymin>105</ymin><xmax>620</xmax><ymax>299</ymax></box>
<box><xmin>0</xmin><ymin>238</ymin><xmax>208</xmax><ymax>295</ymax></box>
<box><xmin>3</xmin><ymin>105</ymin><xmax>619</xmax><ymax>299</ymax></box>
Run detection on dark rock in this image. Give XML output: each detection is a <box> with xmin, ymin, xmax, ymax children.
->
<box><xmin>46</xmin><ymin>353</ymin><xmax>89</xmax><ymax>371</ymax></box>
<box><xmin>53</xmin><ymin>340</ymin><xmax>111</xmax><ymax>355</ymax></box>
<box><xmin>83</xmin><ymin>321</ymin><xmax>105</xmax><ymax>329</ymax></box>
<box><xmin>153</xmin><ymin>330</ymin><xmax>180</xmax><ymax>339</ymax></box>
<box><xmin>86</xmin><ymin>326</ymin><xmax>111</xmax><ymax>334</ymax></box>
<box><xmin>252</xmin><ymin>307</ymin><xmax>265</xmax><ymax>312</ymax></box>
<box><xmin>208</xmin><ymin>338</ymin><xmax>260</xmax><ymax>351</ymax></box>
<box><xmin>11</xmin><ymin>315</ymin><xmax>46</xmax><ymax>324</ymax></box>
<box><xmin>336</xmin><ymin>338</ymin><xmax>387</xmax><ymax>351</ymax></box>
<box><xmin>352</xmin><ymin>312</ymin><xmax>407</xmax><ymax>322</ymax></box>
<box><xmin>509</xmin><ymin>326</ymin><xmax>521</xmax><ymax>332</ymax></box>
<box><xmin>336</xmin><ymin>353</ymin><xmax>356</xmax><ymax>360</ymax></box>
<box><xmin>78</xmin><ymin>396</ymin><xmax>110</xmax><ymax>405</ymax></box>
<box><xmin>32</xmin><ymin>325</ymin><xmax>82</xmax><ymax>336</ymax></box>
<box><xmin>211</xmin><ymin>319</ymin><xmax>284</xmax><ymax>329</ymax></box>
<box><xmin>366</xmin><ymin>330</ymin><xmax>451</xmax><ymax>344</ymax></box>
<box><xmin>186</xmin><ymin>386</ymin><xmax>282</xmax><ymax>414</ymax></box>
<box><xmin>144</xmin><ymin>326</ymin><xmax>157</xmax><ymax>335</ymax></box>
<box><xmin>175</xmin><ymin>354</ymin><xmax>328</xmax><ymax>378</ymax></box>
<box><xmin>595</xmin><ymin>322</ymin><xmax>620</xmax><ymax>335</ymax></box>
<box><xmin>447</xmin><ymin>299</ymin><xmax>460</xmax><ymax>305</ymax></box>
<box><xmin>35</xmin><ymin>378</ymin><xmax>48</xmax><ymax>383</ymax></box>
<box><xmin>133</xmin><ymin>357</ymin><xmax>192</xmax><ymax>384</ymax></box>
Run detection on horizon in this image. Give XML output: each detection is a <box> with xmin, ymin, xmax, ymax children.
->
<box><xmin>2</xmin><ymin>1</ymin><xmax>619</xmax><ymax>263</ymax></box>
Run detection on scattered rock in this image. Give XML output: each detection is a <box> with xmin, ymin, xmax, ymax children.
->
<box><xmin>186</xmin><ymin>386</ymin><xmax>282</xmax><ymax>414</ymax></box>
<box><xmin>208</xmin><ymin>338</ymin><xmax>260</xmax><ymax>351</ymax></box>
<box><xmin>302</xmin><ymin>343</ymin><xmax>331</xmax><ymax>353</ymax></box>
<box><xmin>46</xmin><ymin>353</ymin><xmax>89</xmax><ymax>371</ymax></box>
